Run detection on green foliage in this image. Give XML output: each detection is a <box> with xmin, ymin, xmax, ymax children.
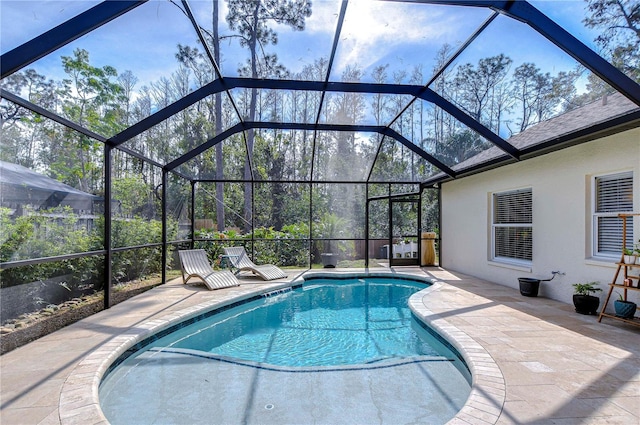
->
<box><xmin>572</xmin><ymin>281</ymin><xmax>602</xmax><ymax>296</ymax></box>
<box><xmin>1</xmin><ymin>208</ymin><xmax>177</xmax><ymax>288</ymax></box>
<box><xmin>437</xmin><ymin>130</ymin><xmax>489</xmax><ymax>165</ymax></box>
<box><xmin>195</xmin><ymin>223</ymin><xmax>310</xmax><ymax>267</ymax></box>
<box><xmin>108</xmin><ymin>217</ymin><xmax>177</xmax><ymax>283</ymax></box>
<box><xmin>0</xmin><ymin>207</ymin><xmax>98</xmax><ymax>288</ymax></box>
<box><xmin>314</xmin><ymin>213</ymin><xmax>347</xmax><ymax>238</ymax></box>
<box><xmin>0</xmin><ymin>207</ymin><xmax>94</xmax><ymax>261</ymax></box>
<box><xmin>7</xmin><ymin>2</ymin><xmax>636</xmax><ymax>298</ymax></box>
<box><xmin>112</xmin><ymin>176</ymin><xmax>154</xmax><ymax>217</ymax></box>
<box><xmin>253</xmin><ymin>224</ymin><xmax>310</xmax><ymax>267</ymax></box>
<box><xmin>454</xmin><ymin>54</ymin><xmax>512</xmax><ymax>124</ymax></box>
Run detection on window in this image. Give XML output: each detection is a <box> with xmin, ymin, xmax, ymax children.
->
<box><xmin>593</xmin><ymin>172</ymin><xmax>634</xmax><ymax>258</ymax></box>
<box><xmin>492</xmin><ymin>188</ymin><xmax>532</xmax><ymax>264</ymax></box>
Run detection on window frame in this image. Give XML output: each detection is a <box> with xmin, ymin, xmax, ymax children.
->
<box><xmin>591</xmin><ymin>171</ymin><xmax>634</xmax><ymax>260</ymax></box>
<box><xmin>490</xmin><ymin>187</ymin><xmax>533</xmax><ymax>266</ymax></box>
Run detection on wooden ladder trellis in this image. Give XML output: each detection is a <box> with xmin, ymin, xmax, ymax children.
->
<box><xmin>597</xmin><ymin>213</ymin><xmax>640</xmax><ymax>327</ymax></box>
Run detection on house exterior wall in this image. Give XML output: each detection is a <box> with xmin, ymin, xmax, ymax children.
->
<box><xmin>441</xmin><ymin>128</ymin><xmax>640</xmax><ymax>307</ymax></box>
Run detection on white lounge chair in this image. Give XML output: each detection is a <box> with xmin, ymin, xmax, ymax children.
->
<box><xmin>178</xmin><ymin>249</ymin><xmax>240</xmax><ymax>290</ymax></box>
<box><xmin>223</xmin><ymin>246</ymin><xmax>288</xmax><ymax>281</ymax></box>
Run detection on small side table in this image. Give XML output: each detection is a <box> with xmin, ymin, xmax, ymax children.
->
<box><xmin>219</xmin><ymin>254</ymin><xmax>238</xmax><ymax>270</ymax></box>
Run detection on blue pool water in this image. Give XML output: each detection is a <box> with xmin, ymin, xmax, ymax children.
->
<box><xmin>100</xmin><ymin>276</ymin><xmax>471</xmax><ymax>424</ymax></box>
<box><xmin>148</xmin><ymin>278</ymin><xmax>446</xmax><ymax>366</ymax></box>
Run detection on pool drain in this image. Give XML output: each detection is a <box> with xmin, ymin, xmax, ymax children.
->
<box><xmin>265</xmin><ymin>404</ymin><xmax>274</xmax><ymax>410</ymax></box>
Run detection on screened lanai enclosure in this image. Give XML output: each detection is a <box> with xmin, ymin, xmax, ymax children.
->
<box><xmin>1</xmin><ymin>0</ymin><xmax>639</xmax><ymax>320</ymax></box>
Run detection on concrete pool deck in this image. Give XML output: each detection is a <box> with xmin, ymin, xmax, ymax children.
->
<box><xmin>1</xmin><ymin>267</ymin><xmax>638</xmax><ymax>424</ymax></box>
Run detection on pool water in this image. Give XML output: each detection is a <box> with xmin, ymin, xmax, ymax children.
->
<box><xmin>100</xmin><ymin>276</ymin><xmax>471</xmax><ymax>424</ymax></box>
<box><xmin>150</xmin><ymin>278</ymin><xmax>447</xmax><ymax>366</ymax></box>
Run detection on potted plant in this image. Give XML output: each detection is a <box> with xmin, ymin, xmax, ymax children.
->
<box><xmin>614</xmin><ymin>292</ymin><xmax>637</xmax><ymax>319</ymax></box>
<box><xmin>623</xmin><ymin>247</ymin><xmax>636</xmax><ymax>265</ymax></box>
<box><xmin>572</xmin><ymin>282</ymin><xmax>602</xmax><ymax>315</ymax></box>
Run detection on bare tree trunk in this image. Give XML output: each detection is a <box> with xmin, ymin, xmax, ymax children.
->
<box><xmin>213</xmin><ymin>0</ymin><xmax>225</xmax><ymax>231</ymax></box>
<box><xmin>242</xmin><ymin>3</ymin><xmax>260</xmax><ymax>233</ymax></box>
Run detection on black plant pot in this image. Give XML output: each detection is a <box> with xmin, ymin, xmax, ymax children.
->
<box><xmin>573</xmin><ymin>294</ymin><xmax>600</xmax><ymax>315</ymax></box>
<box><xmin>519</xmin><ymin>278</ymin><xmax>541</xmax><ymax>297</ymax></box>
<box><xmin>614</xmin><ymin>300</ymin><xmax>637</xmax><ymax>319</ymax></box>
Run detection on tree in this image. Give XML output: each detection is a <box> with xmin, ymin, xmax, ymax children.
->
<box><xmin>0</xmin><ymin>69</ymin><xmax>57</xmax><ymax>168</ymax></box>
<box><xmin>117</xmin><ymin>70</ymin><xmax>138</xmax><ymax>127</ymax></box>
<box><xmin>114</xmin><ymin>70</ymin><xmax>138</xmax><ymax>176</ymax></box>
<box><xmin>583</xmin><ymin>0</ymin><xmax>640</xmax><ymax>82</ymax></box>
<box><xmin>512</xmin><ymin>63</ymin><xmax>552</xmax><ymax>132</ymax></box>
<box><xmin>437</xmin><ymin>130</ymin><xmax>487</xmax><ymax>165</ymax></box>
<box><xmin>454</xmin><ymin>54</ymin><xmax>513</xmax><ymax>127</ymax></box>
<box><xmin>430</xmin><ymin>44</ymin><xmax>458</xmax><ymax>154</ymax></box>
<box><xmin>563</xmin><ymin>0</ymin><xmax>639</xmax><ymax>108</ymax></box>
<box><xmin>226</xmin><ymin>0</ymin><xmax>312</xmax><ymax>232</ymax></box>
<box><xmin>371</xmin><ymin>64</ymin><xmax>390</xmax><ymax>125</ymax></box>
<box><xmin>212</xmin><ymin>0</ymin><xmax>226</xmax><ymax>232</ymax></box>
<box><xmin>48</xmin><ymin>49</ymin><xmax>124</xmax><ymax>192</ymax></box>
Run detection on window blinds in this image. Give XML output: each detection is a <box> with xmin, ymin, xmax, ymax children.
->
<box><xmin>596</xmin><ymin>172</ymin><xmax>633</xmax><ymax>213</ymax></box>
<box><xmin>493</xmin><ymin>189</ymin><xmax>532</xmax><ymax>261</ymax></box>
<box><xmin>494</xmin><ymin>189</ymin><xmax>533</xmax><ymax>224</ymax></box>
<box><xmin>595</xmin><ymin>172</ymin><xmax>633</xmax><ymax>254</ymax></box>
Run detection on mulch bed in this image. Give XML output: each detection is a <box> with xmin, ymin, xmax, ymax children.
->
<box><xmin>0</xmin><ymin>278</ymin><xmax>162</xmax><ymax>355</ymax></box>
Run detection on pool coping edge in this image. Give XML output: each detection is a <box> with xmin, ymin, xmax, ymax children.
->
<box><xmin>410</xmin><ymin>280</ymin><xmax>505</xmax><ymax>425</ymax></box>
<box><xmin>58</xmin><ymin>273</ymin><xmax>505</xmax><ymax>425</ymax></box>
<box><xmin>58</xmin><ymin>281</ymin><xmax>294</xmax><ymax>424</ymax></box>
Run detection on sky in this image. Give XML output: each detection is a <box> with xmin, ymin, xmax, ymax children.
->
<box><xmin>0</xmin><ymin>0</ymin><xmax>611</xmax><ymax>139</ymax></box>
<box><xmin>1</xmin><ymin>0</ymin><xmax>603</xmax><ymax>83</ymax></box>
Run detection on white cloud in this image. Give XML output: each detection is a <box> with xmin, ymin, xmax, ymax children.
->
<box><xmin>332</xmin><ymin>1</ymin><xmax>471</xmax><ymax>74</ymax></box>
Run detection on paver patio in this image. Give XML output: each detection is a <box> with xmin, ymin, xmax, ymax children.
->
<box><xmin>1</xmin><ymin>267</ymin><xmax>638</xmax><ymax>424</ymax></box>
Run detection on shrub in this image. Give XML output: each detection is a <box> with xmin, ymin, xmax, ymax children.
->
<box><xmin>0</xmin><ymin>207</ymin><xmax>98</xmax><ymax>288</ymax></box>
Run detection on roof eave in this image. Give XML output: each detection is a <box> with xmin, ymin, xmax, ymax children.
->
<box><xmin>421</xmin><ymin>110</ymin><xmax>640</xmax><ymax>189</ymax></box>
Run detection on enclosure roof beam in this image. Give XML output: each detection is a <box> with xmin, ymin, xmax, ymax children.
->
<box><xmin>181</xmin><ymin>0</ymin><xmax>223</xmax><ymax>80</ymax></box>
<box><xmin>233</xmin><ymin>78</ymin><xmax>423</xmax><ymax>95</ymax></box>
<box><xmin>108</xmin><ymin>76</ymin><xmax>515</xmax><ymax>160</ymax></box>
<box><xmin>247</xmin><ymin>123</ymin><xmax>456</xmax><ymax>178</ymax></box>
<box><xmin>367</xmin><ymin>191</ymin><xmax>421</xmax><ymax>202</ymax></box>
<box><xmin>0</xmin><ymin>88</ymin><xmax>187</xmax><ymax>177</ymax></box>
<box><xmin>109</xmin><ymin>79</ymin><xmax>227</xmax><ymax>146</ymax></box>
<box><xmin>108</xmin><ymin>78</ymin><xmax>422</xmax><ymax>146</ymax></box>
<box><xmin>165</xmin><ymin>124</ymin><xmax>244</xmax><ymax>172</ymax></box>
<box><xmin>419</xmin><ymin>90</ymin><xmax>520</xmax><ymax>159</ymax></box>
<box><xmin>421</xmin><ymin>109</ymin><xmax>640</xmax><ymax>188</ymax></box>
<box><xmin>115</xmin><ymin>145</ymin><xmax>192</xmax><ymax>180</ymax></box>
<box><xmin>385</xmin><ymin>11</ymin><xmax>500</xmax><ymax>139</ymax></box>
<box><xmin>0</xmin><ymin>89</ymin><xmax>107</xmax><ymax>143</ymax></box>
<box><xmin>313</xmin><ymin>0</ymin><xmax>349</xmax><ymax>125</ymax></box>
<box><xmin>180</xmin><ymin>0</ymin><xmax>245</xmax><ymax>126</ymax></box>
<box><xmin>0</xmin><ymin>1</ymin><xmax>146</xmax><ymax>79</ymax></box>
<box><xmin>165</xmin><ymin>121</ymin><xmax>456</xmax><ymax>178</ymax></box>
<box><xmin>229</xmin><ymin>79</ymin><xmax>517</xmax><ymax>159</ymax></box>
<box><xmin>381</xmin><ymin>128</ymin><xmax>456</xmax><ymax>178</ymax></box>
<box><xmin>366</xmin><ymin>135</ymin><xmax>388</xmax><ymax>183</ymax></box>
<box><xmin>194</xmin><ymin>178</ymin><xmax>418</xmax><ymax>184</ymax></box>
<box><xmin>503</xmin><ymin>1</ymin><xmax>640</xmax><ymax>105</ymax></box>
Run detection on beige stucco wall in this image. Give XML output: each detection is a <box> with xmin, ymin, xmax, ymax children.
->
<box><xmin>441</xmin><ymin>127</ymin><xmax>640</xmax><ymax>308</ymax></box>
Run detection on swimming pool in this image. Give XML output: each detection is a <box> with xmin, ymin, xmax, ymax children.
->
<box><xmin>99</xmin><ymin>275</ymin><xmax>472</xmax><ymax>424</ymax></box>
